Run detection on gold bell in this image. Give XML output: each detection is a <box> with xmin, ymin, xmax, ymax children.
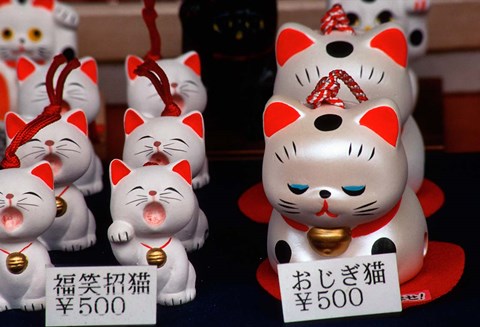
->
<box><xmin>146</xmin><ymin>248</ymin><xmax>167</xmax><ymax>268</ymax></box>
<box><xmin>6</xmin><ymin>252</ymin><xmax>28</xmax><ymax>274</ymax></box>
<box><xmin>56</xmin><ymin>196</ymin><xmax>67</xmax><ymax>217</ymax></box>
<box><xmin>307</xmin><ymin>227</ymin><xmax>352</xmax><ymax>257</ymax></box>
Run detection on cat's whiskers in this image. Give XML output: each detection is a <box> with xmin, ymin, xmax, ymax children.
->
<box><xmin>20</xmin><ymin>149</ymin><xmax>46</xmax><ymax>160</ymax></box>
<box><xmin>134</xmin><ymin>148</ymin><xmax>154</xmax><ymax>156</ymax></box>
<box><xmin>126</xmin><ymin>196</ymin><xmax>148</xmax><ymax>206</ymax></box>
<box><xmin>353</xmin><ymin>200</ymin><xmax>377</xmax><ymax>210</ymax></box>
<box><xmin>163</xmin><ymin>146</ymin><xmax>187</xmax><ymax>153</ymax></box>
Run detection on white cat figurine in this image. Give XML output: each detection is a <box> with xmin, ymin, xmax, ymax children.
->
<box><xmin>108</xmin><ymin>159</ymin><xmax>197</xmax><ymax>305</ymax></box>
<box><xmin>125</xmin><ymin>51</ymin><xmax>207</xmax><ymax>117</ymax></box>
<box><xmin>263</xmin><ymin>95</ymin><xmax>428</xmax><ymax>284</ymax></box>
<box><xmin>4</xmin><ymin>109</ymin><xmax>96</xmax><ymax>251</ymax></box>
<box><xmin>0</xmin><ymin>161</ymin><xmax>56</xmax><ymax>311</ymax></box>
<box><xmin>16</xmin><ymin>55</ymin><xmax>103</xmax><ymax>195</ymax></box>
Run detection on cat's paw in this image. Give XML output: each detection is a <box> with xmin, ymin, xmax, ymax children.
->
<box><xmin>62</xmin><ymin>237</ymin><xmax>95</xmax><ymax>252</ymax></box>
<box><xmin>108</xmin><ymin>221</ymin><xmax>135</xmax><ymax>243</ymax></box>
<box><xmin>21</xmin><ymin>298</ymin><xmax>45</xmax><ymax>311</ymax></box>
<box><xmin>182</xmin><ymin>228</ymin><xmax>208</xmax><ymax>252</ymax></box>
<box><xmin>158</xmin><ymin>288</ymin><xmax>196</xmax><ymax>306</ymax></box>
<box><xmin>0</xmin><ymin>299</ymin><xmax>10</xmax><ymax>312</ymax></box>
<box><xmin>192</xmin><ymin>173</ymin><xmax>210</xmax><ymax>189</ymax></box>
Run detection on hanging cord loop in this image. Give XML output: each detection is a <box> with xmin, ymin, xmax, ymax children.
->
<box><xmin>1</xmin><ymin>54</ymin><xmax>80</xmax><ymax>169</ymax></box>
<box><xmin>320</xmin><ymin>4</ymin><xmax>355</xmax><ymax>35</ymax></box>
<box><xmin>142</xmin><ymin>0</ymin><xmax>162</xmax><ymax>61</ymax></box>
<box><xmin>134</xmin><ymin>58</ymin><xmax>181</xmax><ymax>117</ymax></box>
<box><xmin>306</xmin><ymin>69</ymin><xmax>368</xmax><ymax>109</ymax></box>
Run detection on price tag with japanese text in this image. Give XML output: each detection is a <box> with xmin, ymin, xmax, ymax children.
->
<box><xmin>278</xmin><ymin>253</ymin><xmax>402</xmax><ymax>323</ymax></box>
<box><xmin>45</xmin><ymin>266</ymin><xmax>157</xmax><ymax>326</ymax></box>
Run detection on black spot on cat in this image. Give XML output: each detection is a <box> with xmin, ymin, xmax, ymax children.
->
<box><xmin>275</xmin><ymin>240</ymin><xmax>292</xmax><ymax>264</ymax></box>
<box><xmin>362</xmin><ymin>0</ymin><xmax>376</xmax><ymax>3</ymax></box>
<box><xmin>371</xmin><ymin>237</ymin><xmax>397</xmax><ymax>254</ymax></box>
<box><xmin>62</xmin><ymin>48</ymin><xmax>76</xmax><ymax>62</ymax></box>
<box><xmin>326</xmin><ymin>41</ymin><xmax>354</xmax><ymax>58</ymax></box>
<box><xmin>314</xmin><ymin>114</ymin><xmax>342</xmax><ymax>131</ymax></box>
<box><xmin>409</xmin><ymin>29</ymin><xmax>424</xmax><ymax>47</ymax></box>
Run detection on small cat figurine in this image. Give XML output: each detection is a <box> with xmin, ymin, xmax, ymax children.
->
<box><xmin>122</xmin><ymin>108</ymin><xmax>209</xmax><ymax>190</ymax></box>
<box><xmin>108</xmin><ymin>159</ymin><xmax>197</xmax><ymax>305</ymax></box>
<box><xmin>263</xmin><ymin>95</ymin><xmax>428</xmax><ymax>284</ymax></box>
<box><xmin>126</xmin><ymin>52</ymin><xmax>207</xmax><ymax>117</ymax></box>
<box><xmin>0</xmin><ymin>161</ymin><xmax>56</xmax><ymax>311</ymax></box>
<box><xmin>329</xmin><ymin>0</ymin><xmax>430</xmax><ymax>61</ymax></box>
<box><xmin>0</xmin><ymin>0</ymin><xmax>78</xmax><ymax>63</ymax></box>
<box><xmin>4</xmin><ymin>109</ymin><xmax>97</xmax><ymax>251</ymax></box>
<box><xmin>273</xmin><ymin>21</ymin><xmax>425</xmax><ymax>192</ymax></box>
<box><xmin>16</xmin><ymin>55</ymin><xmax>103</xmax><ymax>195</ymax></box>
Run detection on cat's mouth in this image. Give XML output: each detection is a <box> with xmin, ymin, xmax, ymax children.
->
<box><xmin>143</xmin><ymin>202</ymin><xmax>166</xmax><ymax>226</ymax></box>
<box><xmin>1</xmin><ymin>207</ymin><xmax>24</xmax><ymax>232</ymax></box>
<box><xmin>61</xmin><ymin>100</ymin><xmax>71</xmax><ymax>114</ymax></box>
<box><xmin>172</xmin><ymin>94</ymin><xmax>184</xmax><ymax>110</ymax></box>
<box><xmin>148</xmin><ymin>152</ymin><xmax>169</xmax><ymax>166</ymax></box>
<box><xmin>315</xmin><ymin>200</ymin><xmax>338</xmax><ymax>218</ymax></box>
<box><xmin>43</xmin><ymin>154</ymin><xmax>62</xmax><ymax>176</ymax></box>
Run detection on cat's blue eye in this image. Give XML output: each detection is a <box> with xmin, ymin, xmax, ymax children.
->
<box><xmin>342</xmin><ymin>185</ymin><xmax>366</xmax><ymax>196</ymax></box>
<box><xmin>288</xmin><ymin>183</ymin><xmax>309</xmax><ymax>195</ymax></box>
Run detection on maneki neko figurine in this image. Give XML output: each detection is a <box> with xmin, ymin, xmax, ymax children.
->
<box><xmin>3</xmin><ymin>54</ymin><xmax>96</xmax><ymax>251</ymax></box>
<box><xmin>264</xmin><ymin>71</ymin><xmax>428</xmax><ymax>284</ymax></box>
<box><xmin>108</xmin><ymin>159</ymin><xmax>197</xmax><ymax>305</ymax></box>
<box><xmin>125</xmin><ymin>0</ymin><xmax>207</xmax><ymax>118</ymax></box>
<box><xmin>0</xmin><ymin>161</ymin><xmax>56</xmax><ymax>311</ymax></box>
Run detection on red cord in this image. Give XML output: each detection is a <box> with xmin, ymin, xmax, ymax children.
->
<box><xmin>321</xmin><ymin>4</ymin><xmax>355</xmax><ymax>35</ymax></box>
<box><xmin>143</xmin><ymin>0</ymin><xmax>162</xmax><ymax>61</ymax></box>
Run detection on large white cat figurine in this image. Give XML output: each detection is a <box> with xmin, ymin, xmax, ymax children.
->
<box><xmin>108</xmin><ymin>159</ymin><xmax>197</xmax><ymax>305</ymax></box>
<box><xmin>15</xmin><ymin>55</ymin><xmax>103</xmax><ymax>195</ymax></box>
<box><xmin>0</xmin><ymin>161</ymin><xmax>56</xmax><ymax>311</ymax></box>
<box><xmin>125</xmin><ymin>52</ymin><xmax>207</xmax><ymax>117</ymax></box>
<box><xmin>273</xmin><ymin>21</ymin><xmax>425</xmax><ymax>192</ymax></box>
<box><xmin>263</xmin><ymin>95</ymin><xmax>428</xmax><ymax>284</ymax></box>
<box><xmin>4</xmin><ymin>109</ymin><xmax>97</xmax><ymax>251</ymax></box>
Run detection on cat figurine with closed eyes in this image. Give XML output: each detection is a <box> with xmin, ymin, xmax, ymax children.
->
<box><xmin>126</xmin><ymin>52</ymin><xmax>207</xmax><ymax>117</ymax></box>
<box><xmin>0</xmin><ymin>161</ymin><xmax>56</xmax><ymax>311</ymax></box>
<box><xmin>122</xmin><ymin>108</ymin><xmax>209</xmax><ymax>251</ymax></box>
<box><xmin>4</xmin><ymin>109</ymin><xmax>97</xmax><ymax>251</ymax></box>
<box><xmin>108</xmin><ymin>159</ymin><xmax>197</xmax><ymax>305</ymax></box>
<box><xmin>15</xmin><ymin>55</ymin><xmax>103</xmax><ymax>195</ymax></box>
<box><xmin>273</xmin><ymin>21</ymin><xmax>425</xmax><ymax>193</ymax></box>
<box><xmin>263</xmin><ymin>95</ymin><xmax>428</xmax><ymax>284</ymax></box>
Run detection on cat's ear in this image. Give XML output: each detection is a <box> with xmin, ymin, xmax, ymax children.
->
<box><xmin>358</xmin><ymin>99</ymin><xmax>401</xmax><ymax>147</ymax></box>
<box><xmin>181</xmin><ymin>111</ymin><xmax>204</xmax><ymax>139</ymax></box>
<box><xmin>171</xmin><ymin>160</ymin><xmax>192</xmax><ymax>185</ymax></box>
<box><xmin>80</xmin><ymin>57</ymin><xmax>98</xmax><ymax>84</ymax></box>
<box><xmin>276</xmin><ymin>23</ymin><xmax>315</xmax><ymax>67</ymax></box>
<box><xmin>0</xmin><ymin>0</ymin><xmax>12</xmax><ymax>7</ymax></box>
<box><xmin>125</xmin><ymin>55</ymin><xmax>144</xmax><ymax>81</ymax></box>
<box><xmin>4</xmin><ymin>111</ymin><xmax>27</xmax><ymax>140</ymax></box>
<box><xmin>30</xmin><ymin>161</ymin><xmax>54</xmax><ymax>190</ymax></box>
<box><xmin>178</xmin><ymin>51</ymin><xmax>201</xmax><ymax>76</ymax></box>
<box><xmin>263</xmin><ymin>96</ymin><xmax>303</xmax><ymax>138</ymax></box>
<box><xmin>32</xmin><ymin>0</ymin><xmax>55</xmax><ymax>11</ymax></box>
<box><xmin>17</xmin><ymin>56</ymin><xmax>37</xmax><ymax>82</ymax></box>
<box><xmin>405</xmin><ymin>0</ymin><xmax>430</xmax><ymax>13</ymax></box>
<box><xmin>64</xmin><ymin>109</ymin><xmax>89</xmax><ymax>136</ymax></box>
<box><xmin>369</xmin><ymin>23</ymin><xmax>408</xmax><ymax>68</ymax></box>
<box><xmin>124</xmin><ymin>108</ymin><xmax>146</xmax><ymax>135</ymax></box>
<box><xmin>110</xmin><ymin>159</ymin><xmax>132</xmax><ymax>187</ymax></box>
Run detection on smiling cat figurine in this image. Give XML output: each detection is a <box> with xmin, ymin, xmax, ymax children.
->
<box><xmin>108</xmin><ymin>159</ymin><xmax>197</xmax><ymax>305</ymax></box>
<box><xmin>0</xmin><ymin>161</ymin><xmax>56</xmax><ymax>311</ymax></box>
<box><xmin>263</xmin><ymin>95</ymin><xmax>428</xmax><ymax>284</ymax></box>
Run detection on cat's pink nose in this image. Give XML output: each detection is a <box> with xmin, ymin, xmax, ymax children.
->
<box><xmin>45</xmin><ymin>140</ymin><xmax>54</xmax><ymax>146</ymax></box>
<box><xmin>5</xmin><ymin>194</ymin><xmax>13</xmax><ymax>199</ymax></box>
<box><xmin>171</xmin><ymin>83</ymin><xmax>178</xmax><ymax>88</ymax></box>
<box><xmin>153</xmin><ymin>141</ymin><xmax>161</xmax><ymax>147</ymax></box>
<box><xmin>149</xmin><ymin>190</ymin><xmax>157</xmax><ymax>196</ymax></box>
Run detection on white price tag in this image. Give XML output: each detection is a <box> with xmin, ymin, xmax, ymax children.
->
<box><xmin>278</xmin><ymin>253</ymin><xmax>402</xmax><ymax>323</ymax></box>
<box><xmin>45</xmin><ymin>266</ymin><xmax>157</xmax><ymax>326</ymax></box>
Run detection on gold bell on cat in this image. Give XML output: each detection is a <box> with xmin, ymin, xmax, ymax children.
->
<box><xmin>146</xmin><ymin>248</ymin><xmax>167</xmax><ymax>268</ymax></box>
<box><xmin>6</xmin><ymin>252</ymin><xmax>28</xmax><ymax>274</ymax></box>
<box><xmin>307</xmin><ymin>227</ymin><xmax>352</xmax><ymax>257</ymax></box>
<box><xmin>56</xmin><ymin>196</ymin><xmax>67</xmax><ymax>217</ymax></box>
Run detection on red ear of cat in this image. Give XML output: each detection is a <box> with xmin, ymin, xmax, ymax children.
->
<box><xmin>359</xmin><ymin>106</ymin><xmax>400</xmax><ymax>147</ymax></box>
<box><xmin>17</xmin><ymin>57</ymin><xmax>36</xmax><ymax>82</ymax></box>
<box><xmin>172</xmin><ymin>160</ymin><xmax>192</xmax><ymax>185</ymax></box>
<box><xmin>182</xmin><ymin>52</ymin><xmax>201</xmax><ymax>76</ymax></box>
<box><xmin>5</xmin><ymin>112</ymin><xmax>27</xmax><ymax>140</ymax></box>
<box><xmin>124</xmin><ymin>108</ymin><xmax>146</xmax><ymax>135</ymax></box>
<box><xmin>66</xmin><ymin>110</ymin><xmax>88</xmax><ymax>136</ymax></box>
<box><xmin>31</xmin><ymin>162</ymin><xmax>55</xmax><ymax>190</ymax></box>
<box><xmin>276</xmin><ymin>26</ymin><xmax>315</xmax><ymax>67</ymax></box>
<box><xmin>110</xmin><ymin>159</ymin><xmax>132</xmax><ymax>186</ymax></box>
<box><xmin>126</xmin><ymin>55</ymin><xmax>144</xmax><ymax>81</ymax></box>
<box><xmin>182</xmin><ymin>112</ymin><xmax>204</xmax><ymax>139</ymax></box>
<box><xmin>0</xmin><ymin>0</ymin><xmax>12</xmax><ymax>7</ymax></box>
<box><xmin>263</xmin><ymin>101</ymin><xmax>302</xmax><ymax>138</ymax></box>
<box><xmin>80</xmin><ymin>58</ymin><xmax>98</xmax><ymax>84</ymax></box>
<box><xmin>370</xmin><ymin>28</ymin><xmax>408</xmax><ymax>68</ymax></box>
<box><xmin>33</xmin><ymin>0</ymin><xmax>54</xmax><ymax>11</ymax></box>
